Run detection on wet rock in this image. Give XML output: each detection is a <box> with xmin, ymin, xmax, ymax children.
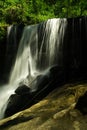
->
<box><xmin>4</xmin><ymin>84</ymin><xmax>35</xmax><ymax>117</ymax></box>
<box><xmin>75</xmin><ymin>91</ymin><xmax>87</xmax><ymax>114</ymax></box>
<box><xmin>49</xmin><ymin>65</ymin><xmax>65</xmax><ymax>82</ymax></box>
<box><xmin>15</xmin><ymin>85</ymin><xmax>31</xmax><ymax>95</ymax></box>
<box><xmin>4</xmin><ymin>93</ymin><xmax>31</xmax><ymax>117</ymax></box>
<box><xmin>30</xmin><ymin>74</ymin><xmax>49</xmax><ymax>92</ymax></box>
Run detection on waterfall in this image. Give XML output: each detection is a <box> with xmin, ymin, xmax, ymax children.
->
<box><xmin>0</xmin><ymin>18</ymin><xmax>67</xmax><ymax>119</ymax></box>
<box><xmin>10</xmin><ymin>18</ymin><xmax>67</xmax><ymax>85</ymax></box>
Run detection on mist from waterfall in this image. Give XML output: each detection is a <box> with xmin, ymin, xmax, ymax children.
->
<box><xmin>0</xmin><ymin>18</ymin><xmax>67</xmax><ymax>119</ymax></box>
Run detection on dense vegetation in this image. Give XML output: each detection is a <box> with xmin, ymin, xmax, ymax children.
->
<box><xmin>0</xmin><ymin>0</ymin><xmax>87</xmax><ymax>25</ymax></box>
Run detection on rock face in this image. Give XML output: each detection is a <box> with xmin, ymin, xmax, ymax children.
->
<box><xmin>0</xmin><ymin>26</ymin><xmax>7</xmax><ymax>83</ymax></box>
<box><xmin>15</xmin><ymin>85</ymin><xmax>31</xmax><ymax>95</ymax></box>
<box><xmin>1</xmin><ymin>83</ymin><xmax>87</xmax><ymax>130</ymax></box>
<box><xmin>75</xmin><ymin>91</ymin><xmax>87</xmax><ymax>114</ymax></box>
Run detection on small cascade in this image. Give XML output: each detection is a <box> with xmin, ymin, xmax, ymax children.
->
<box><xmin>9</xmin><ymin>25</ymin><xmax>38</xmax><ymax>85</ymax></box>
<box><xmin>4</xmin><ymin>24</ymin><xmax>24</xmax><ymax>82</ymax></box>
<box><xmin>38</xmin><ymin>18</ymin><xmax>67</xmax><ymax>68</ymax></box>
<box><xmin>0</xmin><ymin>18</ymin><xmax>67</xmax><ymax>119</ymax></box>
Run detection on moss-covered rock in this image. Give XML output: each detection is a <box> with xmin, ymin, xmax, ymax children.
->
<box><xmin>0</xmin><ymin>82</ymin><xmax>87</xmax><ymax>130</ymax></box>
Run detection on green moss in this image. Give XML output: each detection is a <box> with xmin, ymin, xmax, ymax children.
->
<box><xmin>0</xmin><ymin>24</ymin><xmax>7</xmax><ymax>44</ymax></box>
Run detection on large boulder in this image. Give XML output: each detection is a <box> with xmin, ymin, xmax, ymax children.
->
<box><xmin>5</xmin><ymin>85</ymin><xmax>33</xmax><ymax>117</ymax></box>
<box><xmin>15</xmin><ymin>85</ymin><xmax>31</xmax><ymax>95</ymax></box>
<box><xmin>5</xmin><ymin>93</ymin><xmax>32</xmax><ymax>117</ymax></box>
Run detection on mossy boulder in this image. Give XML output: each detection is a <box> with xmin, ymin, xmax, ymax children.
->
<box><xmin>0</xmin><ymin>82</ymin><xmax>87</xmax><ymax>130</ymax></box>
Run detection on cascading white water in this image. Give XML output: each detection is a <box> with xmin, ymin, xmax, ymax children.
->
<box><xmin>39</xmin><ymin>18</ymin><xmax>67</xmax><ymax>66</ymax></box>
<box><xmin>9</xmin><ymin>25</ymin><xmax>38</xmax><ymax>85</ymax></box>
<box><xmin>0</xmin><ymin>18</ymin><xmax>67</xmax><ymax>119</ymax></box>
<box><xmin>0</xmin><ymin>25</ymin><xmax>18</xmax><ymax>119</ymax></box>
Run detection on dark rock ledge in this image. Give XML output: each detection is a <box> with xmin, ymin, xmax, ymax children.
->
<box><xmin>0</xmin><ymin>83</ymin><xmax>87</xmax><ymax>130</ymax></box>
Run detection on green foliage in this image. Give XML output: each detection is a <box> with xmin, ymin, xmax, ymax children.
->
<box><xmin>0</xmin><ymin>0</ymin><xmax>87</xmax><ymax>25</ymax></box>
<box><xmin>0</xmin><ymin>25</ymin><xmax>7</xmax><ymax>44</ymax></box>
